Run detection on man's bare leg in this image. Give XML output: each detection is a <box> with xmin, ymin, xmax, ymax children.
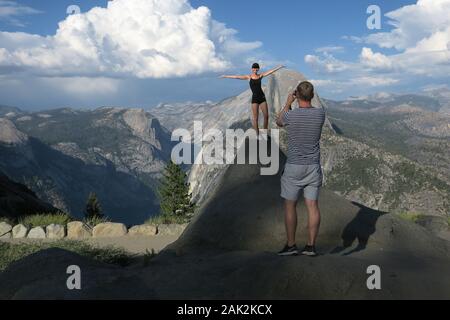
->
<box><xmin>284</xmin><ymin>200</ymin><xmax>298</xmax><ymax>246</ymax></box>
<box><xmin>251</xmin><ymin>103</ymin><xmax>260</xmax><ymax>136</ymax></box>
<box><xmin>305</xmin><ymin>199</ymin><xmax>321</xmax><ymax>246</ymax></box>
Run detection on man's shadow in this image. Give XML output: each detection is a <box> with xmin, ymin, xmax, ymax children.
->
<box><xmin>330</xmin><ymin>202</ymin><xmax>387</xmax><ymax>256</ymax></box>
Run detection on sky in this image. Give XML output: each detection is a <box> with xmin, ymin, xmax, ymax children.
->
<box><xmin>0</xmin><ymin>0</ymin><xmax>449</xmax><ymax>110</ymax></box>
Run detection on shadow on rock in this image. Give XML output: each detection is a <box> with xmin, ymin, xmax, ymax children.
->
<box><xmin>330</xmin><ymin>203</ymin><xmax>386</xmax><ymax>256</ymax></box>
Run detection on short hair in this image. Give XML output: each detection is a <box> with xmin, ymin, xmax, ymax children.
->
<box><xmin>296</xmin><ymin>81</ymin><xmax>314</xmax><ymax>101</ymax></box>
<box><xmin>252</xmin><ymin>63</ymin><xmax>260</xmax><ymax>69</ymax></box>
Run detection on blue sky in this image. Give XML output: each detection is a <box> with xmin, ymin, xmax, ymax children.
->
<box><xmin>0</xmin><ymin>0</ymin><xmax>449</xmax><ymax>110</ymax></box>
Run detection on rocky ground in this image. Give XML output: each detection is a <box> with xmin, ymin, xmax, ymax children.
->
<box><xmin>1</xmin><ymin>139</ymin><xmax>449</xmax><ymax>300</ymax></box>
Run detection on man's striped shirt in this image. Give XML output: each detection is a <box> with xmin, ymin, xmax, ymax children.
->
<box><xmin>281</xmin><ymin>107</ymin><xmax>326</xmax><ymax>165</ymax></box>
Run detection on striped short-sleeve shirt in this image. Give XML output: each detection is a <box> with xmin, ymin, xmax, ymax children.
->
<box><xmin>281</xmin><ymin>107</ymin><xmax>326</xmax><ymax>165</ymax></box>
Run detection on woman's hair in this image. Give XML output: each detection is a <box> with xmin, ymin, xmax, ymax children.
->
<box><xmin>296</xmin><ymin>81</ymin><xmax>315</xmax><ymax>102</ymax></box>
<box><xmin>252</xmin><ymin>63</ymin><xmax>260</xmax><ymax>69</ymax></box>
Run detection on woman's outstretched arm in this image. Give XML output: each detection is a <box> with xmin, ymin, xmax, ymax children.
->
<box><xmin>262</xmin><ymin>65</ymin><xmax>285</xmax><ymax>77</ymax></box>
<box><xmin>220</xmin><ymin>75</ymin><xmax>250</xmax><ymax>80</ymax></box>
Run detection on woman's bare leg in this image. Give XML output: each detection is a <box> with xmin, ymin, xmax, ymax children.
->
<box><xmin>260</xmin><ymin>102</ymin><xmax>269</xmax><ymax>130</ymax></box>
<box><xmin>251</xmin><ymin>103</ymin><xmax>260</xmax><ymax>136</ymax></box>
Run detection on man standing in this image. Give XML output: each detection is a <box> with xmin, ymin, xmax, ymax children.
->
<box><xmin>276</xmin><ymin>81</ymin><xmax>325</xmax><ymax>257</ymax></box>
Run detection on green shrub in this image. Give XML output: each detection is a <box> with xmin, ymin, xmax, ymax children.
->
<box><xmin>84</xmin><ymin>215</ymin><xmax>110</xmax><ymax>228</ymax></box>
<box><xmin>145</xmin><ymin>213</ymin><xmax>188</xmax><ymax>225</ymax></box>
<box><xmin>85</xmin><ymin>192</ymin><xmax>104</xmax><ymax>220</ymax></box>
<box><xmin>19</xmin><ymin>212</ymin><xmax>73</xmax><ymax>228</ymax></box>
<box><xmin>0</xmin><ymin>240</ymin><xmax>132</xmax><ymax>271</ymax></box>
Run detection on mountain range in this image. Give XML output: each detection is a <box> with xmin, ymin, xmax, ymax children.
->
<box><xmin>0</xmin><ymin>70</ymin><xmax>448</xmax><ymax>223</ymax></box>
<box><xmin>0</xmin><ymin>108</ymin><xmax>173</xmax><ymax>224</ymax></box>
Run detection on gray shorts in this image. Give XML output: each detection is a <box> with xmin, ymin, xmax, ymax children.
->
<box><xmin>281</xmin><ymin>163</ymin><xmax>323</xmax><ymax>201</ymax></box>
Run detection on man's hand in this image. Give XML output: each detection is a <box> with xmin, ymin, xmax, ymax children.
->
<box><xmin>276</xmin><ymin>112</ymin><xmax>284</xmax><ymax>127</ymax></box>
<box><xmin>286</xmin><ymin>93</ymin><xmax>296</xmax><ymax>107</ymax></box>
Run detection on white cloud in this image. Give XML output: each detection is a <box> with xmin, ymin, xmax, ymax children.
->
<box><xmin>305</xmin><ymin>52</ymin><xmax>350</xmax><ymax>74</ymax></box>
<box><xmin>315</xmin><ymin>46</ymin><xmax>344</xmax><ymax>54</ymax></box>
<box><xmin>307</xmin><ymin>0</ymin><xmax>450</xmax><ymax>96</ymax></box>
<box><xmin>0</xmin><ymin>0</ymin><xmax>262</xmax><ymax>79</ymax></box>
<box><xmin>361</xmin><ymin>0</ymin><xmax>450</xmax><ymax>73</ymax></box>
<box><xmin>41</xmin><ymin>77</ymin><xmax>120</xmax><ymax>96</ymax></box>
<box><xmin>359</xmin><ymin>47</ymin><xmax>393</xmax><ymax>70</ymax></box>
<box><xmin>354</xmin><ymin>76</ymin><xmax>399</xmax><ymax>87</ymax></box>
<box><xmin>366</xmin><ymin>0</ymin><xmax>450</xmax><ymax>51</ymax></box>
<box><xmin>0</xmin><ymin>0</ymin><xmax>42</xmax><ymax>27</ymax></box>
<box><xmin>311</xmin><ymin>76</ymin><xmax>398</xmax><ymax>90</ymax></box>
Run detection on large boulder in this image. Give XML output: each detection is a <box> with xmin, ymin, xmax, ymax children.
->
<box><xmin>67</xmin><ymin>221</ymin><xmax>91</xmax><ymax>239</ymax></box>
<box><xmin>0</xmin><ymin>221</ymin><xmax>12</xmax><ymax>239</ymax></box>
<box><xmin>93</xmin><ymin>222</ymin><xmax>127</xmax><ymax>238</ymax></box>
<box><xmin>0</xmin><ymin>248</ymin><xmax>153</xmax><ymax>300</ymax></box>
<box><xmin>128</xmin><ymin>224</ymin><xmax>157</xmax><ymax>237</ymax></box>
<box><xmin>159</xmin><ymin>138</ymin><xmax>450</xmax><ymax>299</ymax></box>
<box><xmin>27</xmin><ymin>226</ymin><xmax>46</xmax><ymax>239</ymax></box>
<box><xmin>12</xmin><ymin>224</ymin><xmax>28</xmax><ymax>238</ymax></box>
<box><xmin>46</xmin><ymin>224</ymin><xmax>65</xmax><ymax>239</ymax></box>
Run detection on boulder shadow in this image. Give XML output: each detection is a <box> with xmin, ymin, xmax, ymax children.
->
<box><xmin>330</xmin><ymin>202</ymin><xmax>387</xmax><ymax>256</ymax></box>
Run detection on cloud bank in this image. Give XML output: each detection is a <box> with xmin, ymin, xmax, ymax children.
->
<box><xmin>0</xmin><ymin>0</ymin><xmax>262</xmax><ymax>79</ymax></box>
<box><xmin>306</xmin><ymin>0</ymin><xmax>450</xmax><ymax>94</ymax></box>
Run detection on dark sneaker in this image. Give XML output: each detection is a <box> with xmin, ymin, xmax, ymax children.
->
<box><xmin>278</xmin><ymin>244</ymin><xmax>298</xmax><ymax>256</ymax></box>
<box><xmin>301</xmin><ymin>245</ymin><xmax>318</xmax><ymax>257</ymax></box>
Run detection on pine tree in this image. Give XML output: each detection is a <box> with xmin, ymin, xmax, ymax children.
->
<box><xmin>85</xmin><ymin>192</ymin><xmax>103</xmax><ymax>220</ymax></box>
<box><xmin>158</xmin><ymin>161</ymin><xmax>195</xmax><ymax>221</ymax></box>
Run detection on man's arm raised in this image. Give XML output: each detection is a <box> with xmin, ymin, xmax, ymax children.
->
<box><xmin>276</xmin><ymin>93</ymin><xmax>296</xmax><ymax>127</ymax></box>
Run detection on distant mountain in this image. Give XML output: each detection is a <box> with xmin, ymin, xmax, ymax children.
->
<box><xmin>345</xmin><ymin>87</ymin><xmax>450</xmax><ymax>114</ymax></box>
<box><xmin>0</xmin><ymin>105</ymin><xmax>23</xmax><ymax>118</ymax></box>
<box><xmin>323</xmin><ymin>94</ymin><xmax>449</xmax><ymax>216</ymax></box>
<box><xmin>325</xmin><ymin>93</ymin><xmax>442</xmax><ymax>113</ymax></box>
<box><xmin>0</xmin><ymin>108</ymin><xmax>174</xmax><ymax>224</ymax></box>
<box><xmin>324</xmin><ymin>94</ymin><xmax>449</xmax><ymax>177</ymax></box>
<box><xmin>422</xmin><ymin>86</ymin><xmax>450</xmax><ymax>114</ymax></box>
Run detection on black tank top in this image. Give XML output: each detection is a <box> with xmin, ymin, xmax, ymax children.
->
<box><xmin>249</xmin><ymin>77</ymin><xmax>265</xmax><ymax>98</ymax></box>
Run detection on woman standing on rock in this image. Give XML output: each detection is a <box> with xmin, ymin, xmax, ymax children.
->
<box><xmin>221</xmin><ymin>63</ymin><xmax>285</xmax><ymax>137</ymax></box>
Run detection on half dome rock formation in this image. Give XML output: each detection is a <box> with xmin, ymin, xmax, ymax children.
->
<box><xmin>1</xmin><ymin>139</ymin><xmax>449</xmax><ymax>299</ymax></box>
<box><xmin>0</xmin><ymin>118</ymin><xmax>27</xmax><ymax>145</ymax></box>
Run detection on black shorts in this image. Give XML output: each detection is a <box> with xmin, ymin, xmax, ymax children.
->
<box><xmin>252</xmin><ymin>95</ymin><xmax>266</xmax><ymax>105</ymax></box>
